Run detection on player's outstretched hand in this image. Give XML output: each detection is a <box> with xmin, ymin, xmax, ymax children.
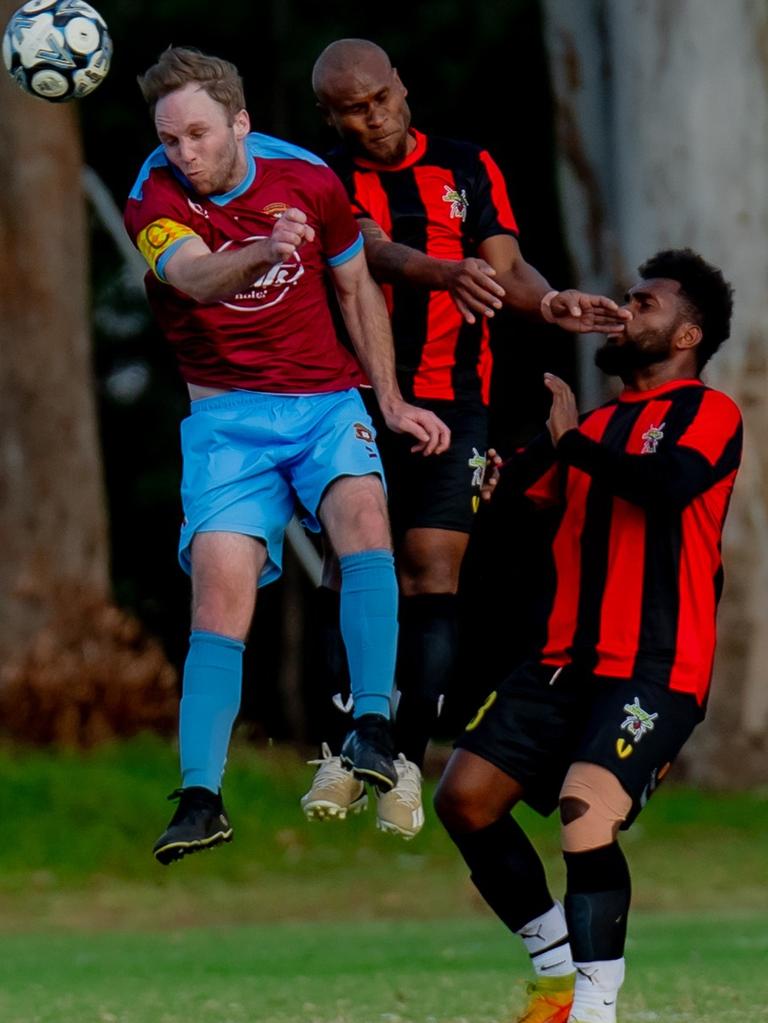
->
<box><xmin>381</xmin><ymin>400</ymin><xmax>451</xmax><ymax>456</ymax></box>
<box><xmin>481</xmin><ymin>447</ymin><xmax>503</xmax><ymax>501</ymax></box>
<box><xmin>544</xmin><ymin>372</ymin><xmax>579</xmax><ymax>444</ymax></box>
<box><xmin>542</xmin><ymin>289</ymin><xmax>632</xmax><ymax>334</ymax></box>
<box><xmin>444</xmin><ymin>258</ymin><xmax>505</xmax><ymax>324</ymax></box>
<box><xmin>267</xmin><ymin>208</ymin><xmax>316</xmax><ymax>262</ymax></box>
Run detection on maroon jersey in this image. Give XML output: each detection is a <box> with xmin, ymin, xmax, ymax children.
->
<box><xmin>327</xmin><ymin>130</ymin><xmax>519</xmax><ymax>404</ymax></box>
<box><xmin>124</xmin><ymin>133</ymin><xmax>365</xmax><ymax>393</ymax></box>
<box><xmin>499</xmin><ymin>379</ymin><xmax>742</xmax><ymax>705</ymax></box>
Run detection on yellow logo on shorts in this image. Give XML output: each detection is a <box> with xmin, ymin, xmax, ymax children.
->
<box><xmin>616</xmin><ymin>738</ymin><xmax>634</xmax><ymax>759</ymax></box>
<box><xmin>466</xmin><ymin>690</ymin><xmax>497</xmax><ymax>731</ymax></box>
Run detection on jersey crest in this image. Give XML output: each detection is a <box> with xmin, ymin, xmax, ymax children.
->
<box><xmin>442</xmin><ymin>184</ymin><xmax>469</xmax><ymax>221</ymax></box>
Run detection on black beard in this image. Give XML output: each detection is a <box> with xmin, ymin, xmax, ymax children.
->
<box><xmin>594</xmin><ymin>335</ymin><xmax>670</xmax><ymax>377</ymax></box>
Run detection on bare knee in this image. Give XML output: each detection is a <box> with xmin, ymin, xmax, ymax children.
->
<box><xmin>559</xmin><ymin>762</ymin><xmax>632</xmax><ymax>852</ymax></box>
<box><xmin>434</xmin><ymin>750</ymin><xmax>522</xmax><ymax>835</ymax></box>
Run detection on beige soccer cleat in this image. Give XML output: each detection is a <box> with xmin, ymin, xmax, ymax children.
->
<box><xmin>515</xmin><ymin>973</ymin><xmax>575</xmax><ymax>1023</ymax></box>
<box><xmin>301</xmin><ymin>742</ymin><xmax>368</xmax><ymax>821</ymax></box>
<box><xmin>375</xmin><ymin>753</ymin><xmax>425</xmax><ymax>839</ymax></box>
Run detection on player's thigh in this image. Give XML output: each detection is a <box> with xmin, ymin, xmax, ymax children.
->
<box><xmin>382</xmin><ymin>399</ymin><xmax>488</xmax><ymax>539</ymax></box>
<box><xmin>289</xmin><ymin>389</ymin><xmax>389</xmax><ymax>545</ymax></box>
<box><xmin>455</xmin><ymin>661</ymin><xmax>592</xmax><ymax>819</ymax></box>
<box><xmin>178</xmin><ymin>393</ymin><xmax>296</xmax><ymax>586</ymax></box>
<box><xmin>573</xmin><ymin>676</ymin><xmax>703</xmax><ymax>829</ymax></box>
<box><xmin>190</xmin><ymin>531</ymin><xmax>268</xmax><ymax>639</ymax></box>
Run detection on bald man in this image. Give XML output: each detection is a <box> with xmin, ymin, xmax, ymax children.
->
<box><xmin>301</xmin><ymin>39</ymin><xmax>628</xmax><ymax>846</ymax></box>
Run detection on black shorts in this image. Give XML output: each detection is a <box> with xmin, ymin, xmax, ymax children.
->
<box><xmin>364</xmin><ymin>392</ymin><xmax>489</xmax><ymax>538</ymax></box>
<box><xmin>455</xmin><ymin>660</ymin><xmax>704</xmax><ymax>827</ymax></box>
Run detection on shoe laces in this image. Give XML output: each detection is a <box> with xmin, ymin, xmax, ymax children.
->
<box><xmin>306</xmin><ymin>742</ymin><xmax>353</xmax><ymax>784</ymax></box>
<box><xmin>387</xmin><ymin>754</ymin><xmax>422</xmax><ymax>803</ymax></box>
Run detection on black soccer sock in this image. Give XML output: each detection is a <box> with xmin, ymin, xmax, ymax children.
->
<box><xmin>394</xmin><ymin>593</ymin><xmax>459</xmax><ymax>768</ymax></box>
<box><xmin>451</xmin><ymin>815</ymin><xmax>556</xmax><ymax>934</ymax></box>
<box><xmin>311</xmin><ymin>586</ymin><xmax>353</xmax><ymax>755</ymax></box>
<box><xmin>563</xmin><ymin>843</ymin><xmax>631</xmax><ymax>962</ymax></box>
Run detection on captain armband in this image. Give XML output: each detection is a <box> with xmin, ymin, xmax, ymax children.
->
<box><xmin>136</xmin><ymin>218</ymin><xmax>199</xmax><ymax>280</ymax></box>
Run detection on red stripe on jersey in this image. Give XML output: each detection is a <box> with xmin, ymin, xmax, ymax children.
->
<box><xmin>479</xmin><ymin>151</ymin><xmax>519</xmax><ymax>233</ymax></box>
<box><xmin>412</xmin><ymin>164</ymin><xmax>471</xmax><ymax>401</ymax></box>
<box><xmin>678</xmin><ymin>389</ymin><xmax>742</xmax><ymax>466</ymax></box>
<box><xmin>352</xmin><ymin>170</ymin><xmax>392</xmax><ymax>236</ymax></box>
<box><xmin>525</xmin><ymin>462</ymin><xmax>561</xmax><ymax>507</ymax></box>
<box><xmin>669</xmin><ymin>467</ymin><xmax>737</xmax><ymax>701</ymax></box>
<box><xmin>594</xmin><ymin>495</ymin><xmax>645</xmax><ymax>676</ymax></box>
<box><xmin>542</xmin><ymin>406</ymin><xmax>614</xmax><ymax>662</ymax></box>
<box><xmin>479</xmin><ymin>317</ymin><xmax>492</xmax><ymax>405</ymax></box>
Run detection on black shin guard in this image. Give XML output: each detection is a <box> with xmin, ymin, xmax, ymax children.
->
<box><xmin>563</xmin><ymin>844</ymin><xmax>631</xmax><ymax>962</ymax></box>
<box><xmin>451</xmin><ymin>816</ymin><xmax>555</xmax><ymax>934</ymax></box>
<box><xmin>394</xmin><ymin>593</ymin><xmax>459</xmax><ymax>767</ymax></box>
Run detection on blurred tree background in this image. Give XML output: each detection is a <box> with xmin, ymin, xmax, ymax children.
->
<box><xmin>2</xmin><ymin>0</ymin><xmax>766</xmax><ymax>783</ymax></box>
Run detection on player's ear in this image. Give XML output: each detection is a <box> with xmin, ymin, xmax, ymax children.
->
<box><xmin>315</xmin><ymin>100</ymin><xmax>333</xmax><ymax>126</ymax></box>
<box><xmin>233</xmin><ymin>109</ymin><xmax>250</xmax><ymax>140</ymax></box>
<box><xmin>393</xmin><ymin>69</ymin><xmax>407</xmax><ymax>98</ymax></box>
<box><xmin>677</xmin><ymin>322</ymin><xmax>703</xmax><ymax>351</ymax></box>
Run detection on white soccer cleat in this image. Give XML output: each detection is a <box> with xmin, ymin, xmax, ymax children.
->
<box><xmin>301</xmin><ymin>742</ymin><xmax>368</xmax><ymax>821</ymax></box>
<box><xmin>375</xmin><ymin>754</ymin><xmax>425</xmax><ymax>839</ymax></box>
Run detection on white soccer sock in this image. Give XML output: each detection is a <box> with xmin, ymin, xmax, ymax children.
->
<box><xmin>516</xmin><ymin>901</ymin><xmax>575</xmax><ymax>977</ymax></box>
<box><xmin>568</xmin><ymin>958</ymin><xmax>625</xmax><ymax>1022</ymax></box>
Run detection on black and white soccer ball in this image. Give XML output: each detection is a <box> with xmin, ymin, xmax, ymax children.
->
<box><xmin>2</xmin><ymin>0</ymin><xmax>112</xmax><ymax>102</ymax></box>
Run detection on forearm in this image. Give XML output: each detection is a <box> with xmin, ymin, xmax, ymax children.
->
<box><xmin>363</xmin><ymin>236</ymin><xmax>453</xmax><ymax>289</ymax></box>
<box><xmin>557</xmin><ymin>430</ymin><xmax>714</xmax><ymax>508</ymax></box>
<box><xmin>495</xmin><ymin>260</ymin><xmax>552</xmax><ymax>317</ymax></box>
<box><xmin>337</xmin><ymin>273</ymin><xmax>402</xmax><ymax>410</ymax></box>
<box><xmin>166</xmin><ymin>239</ymin><xmax>277</xmax><ymax>304</ymax></box>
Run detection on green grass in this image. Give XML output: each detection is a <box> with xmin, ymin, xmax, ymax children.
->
<box><xmin>0</xmin><ymin>736</ymin><xmax>766</xmax><ymax>1021</ymax></box>
<box><xmin>1</xmin><ymin>916</ymin><xmax>767</xmax><ymax>1023</ymax></box>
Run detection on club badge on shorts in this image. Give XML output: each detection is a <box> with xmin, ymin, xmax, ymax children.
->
<box><xmin>615</xmin><ymin>697</ymin><xmax>659</xmax><ymax>758</ymax></box>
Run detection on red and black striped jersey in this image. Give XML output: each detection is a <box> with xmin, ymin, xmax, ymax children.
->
<box><xmin>498</xmin><ymin>379</ymin><xmax>742</xmax><ymax>704</ymax></box>
<box><xmin>327</xmin><ymin>130</ymin><xmax>519</xmax><ymax>405</ymax></box>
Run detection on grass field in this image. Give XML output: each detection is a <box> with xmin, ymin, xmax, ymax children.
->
<box><xmin>0</xmin><ymin>736</ymin><xmax>766</xmax><ymax>1022</ymax></box>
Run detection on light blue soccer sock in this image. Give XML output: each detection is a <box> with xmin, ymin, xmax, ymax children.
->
<box><xmin>339</xmin><ymin>549</ymin><xmax>398</xmax><ymax>720</ymax></box>
<box><xmin>179</xmin><ymin>630</ymin><xmax>244</xmax><ymax>793</ymax></box>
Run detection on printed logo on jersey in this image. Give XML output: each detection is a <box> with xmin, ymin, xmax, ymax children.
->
<box><xmin>620</xmin><ymin>697</ymin><xmax>659</xmax><ymax>744</ymax></box>
<box><xmin>187</xmin><ymin>199</ymin><xmax>209</xmax><ymax>219</ymax></box>
<box><xmin>260</xmin><ymin>202</ymin><xmax>291</xmax><ymax>218</ymax></box>
<box><xmin>137</xmin><ymin>219</ymin><xmax>199</xmax><ymax>275</ymax></box>
<box><xmin>468</xmin><ymin>447</ymin><xmax>487</xmax><ymax>513</ymax></box>
<box><xmin>217</xmin><ymin>235</ymin><xmax>304</xmax><ymax>312</ymax></box>
<box><xmin>641</xmin><ymin>422</ymin><xmax>665</xmax><ymax>454</ymax></box>
<box><xmin>442</xmin><ymin>185</ymin><xmax>469</xmax><ymax>221</ymax></box>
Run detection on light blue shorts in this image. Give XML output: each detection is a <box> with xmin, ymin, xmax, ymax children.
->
<box><xmin>178</xmin><ymin>389</ymin><xmax>384</xmax><ymax>585</ymax></box>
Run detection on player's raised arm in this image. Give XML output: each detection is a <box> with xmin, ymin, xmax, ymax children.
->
<box><xmin>163</xmin><ymin>208</ymin><xmax>314</xmax><ymax>304</ymax></box>
<box><xmin>330</xmin><ymin>250</ymin><xmax>450</xmax><ymax>456</ymax></box>
<box><xmin>477</xmin><ymin>234</ymin><xmax>631</xmax><ymax>335</ymax></box>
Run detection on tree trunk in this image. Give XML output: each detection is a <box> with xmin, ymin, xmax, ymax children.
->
<box><xmin>543</xmin><ymin>0</ymin><xmax>768</xmax><ymax>785</ymax></box>
<box><xmin>0</xmin><ymin>6</ymin><xmax>176</xmax><ymax>743</ymax></box>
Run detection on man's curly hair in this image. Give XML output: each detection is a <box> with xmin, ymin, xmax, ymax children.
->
<box><xmin>638</xmin><ymin>248</ymin><xmax>734</xmax><ymax>369</ymax></box>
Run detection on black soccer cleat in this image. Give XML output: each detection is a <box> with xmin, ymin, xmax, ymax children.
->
<box><xmin>340</xmin><ymin>713</ymin><xmax>397</xmax><ymax>792</ymax></box>
<box><xmin>152</xmin><ymin>786</ymin><xmax>233</xmax><ymax>865</ymax></box>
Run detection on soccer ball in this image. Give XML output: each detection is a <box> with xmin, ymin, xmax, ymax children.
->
<box><xmin>2</xmin><ymin>0</ymin><xmax>112</xmax><ymax>102</ymax></box>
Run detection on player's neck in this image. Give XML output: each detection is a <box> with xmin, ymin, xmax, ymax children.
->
<box><xmin>628</xmin><ymin>361</ymin><xmax>699</xmax><ymax>392</ymax></box>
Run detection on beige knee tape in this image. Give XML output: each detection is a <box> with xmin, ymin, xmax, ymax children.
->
<box><xmin>559</xmin><ymin>762</ymin><xmax>633</xmax><ymax>852</ymax></box>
